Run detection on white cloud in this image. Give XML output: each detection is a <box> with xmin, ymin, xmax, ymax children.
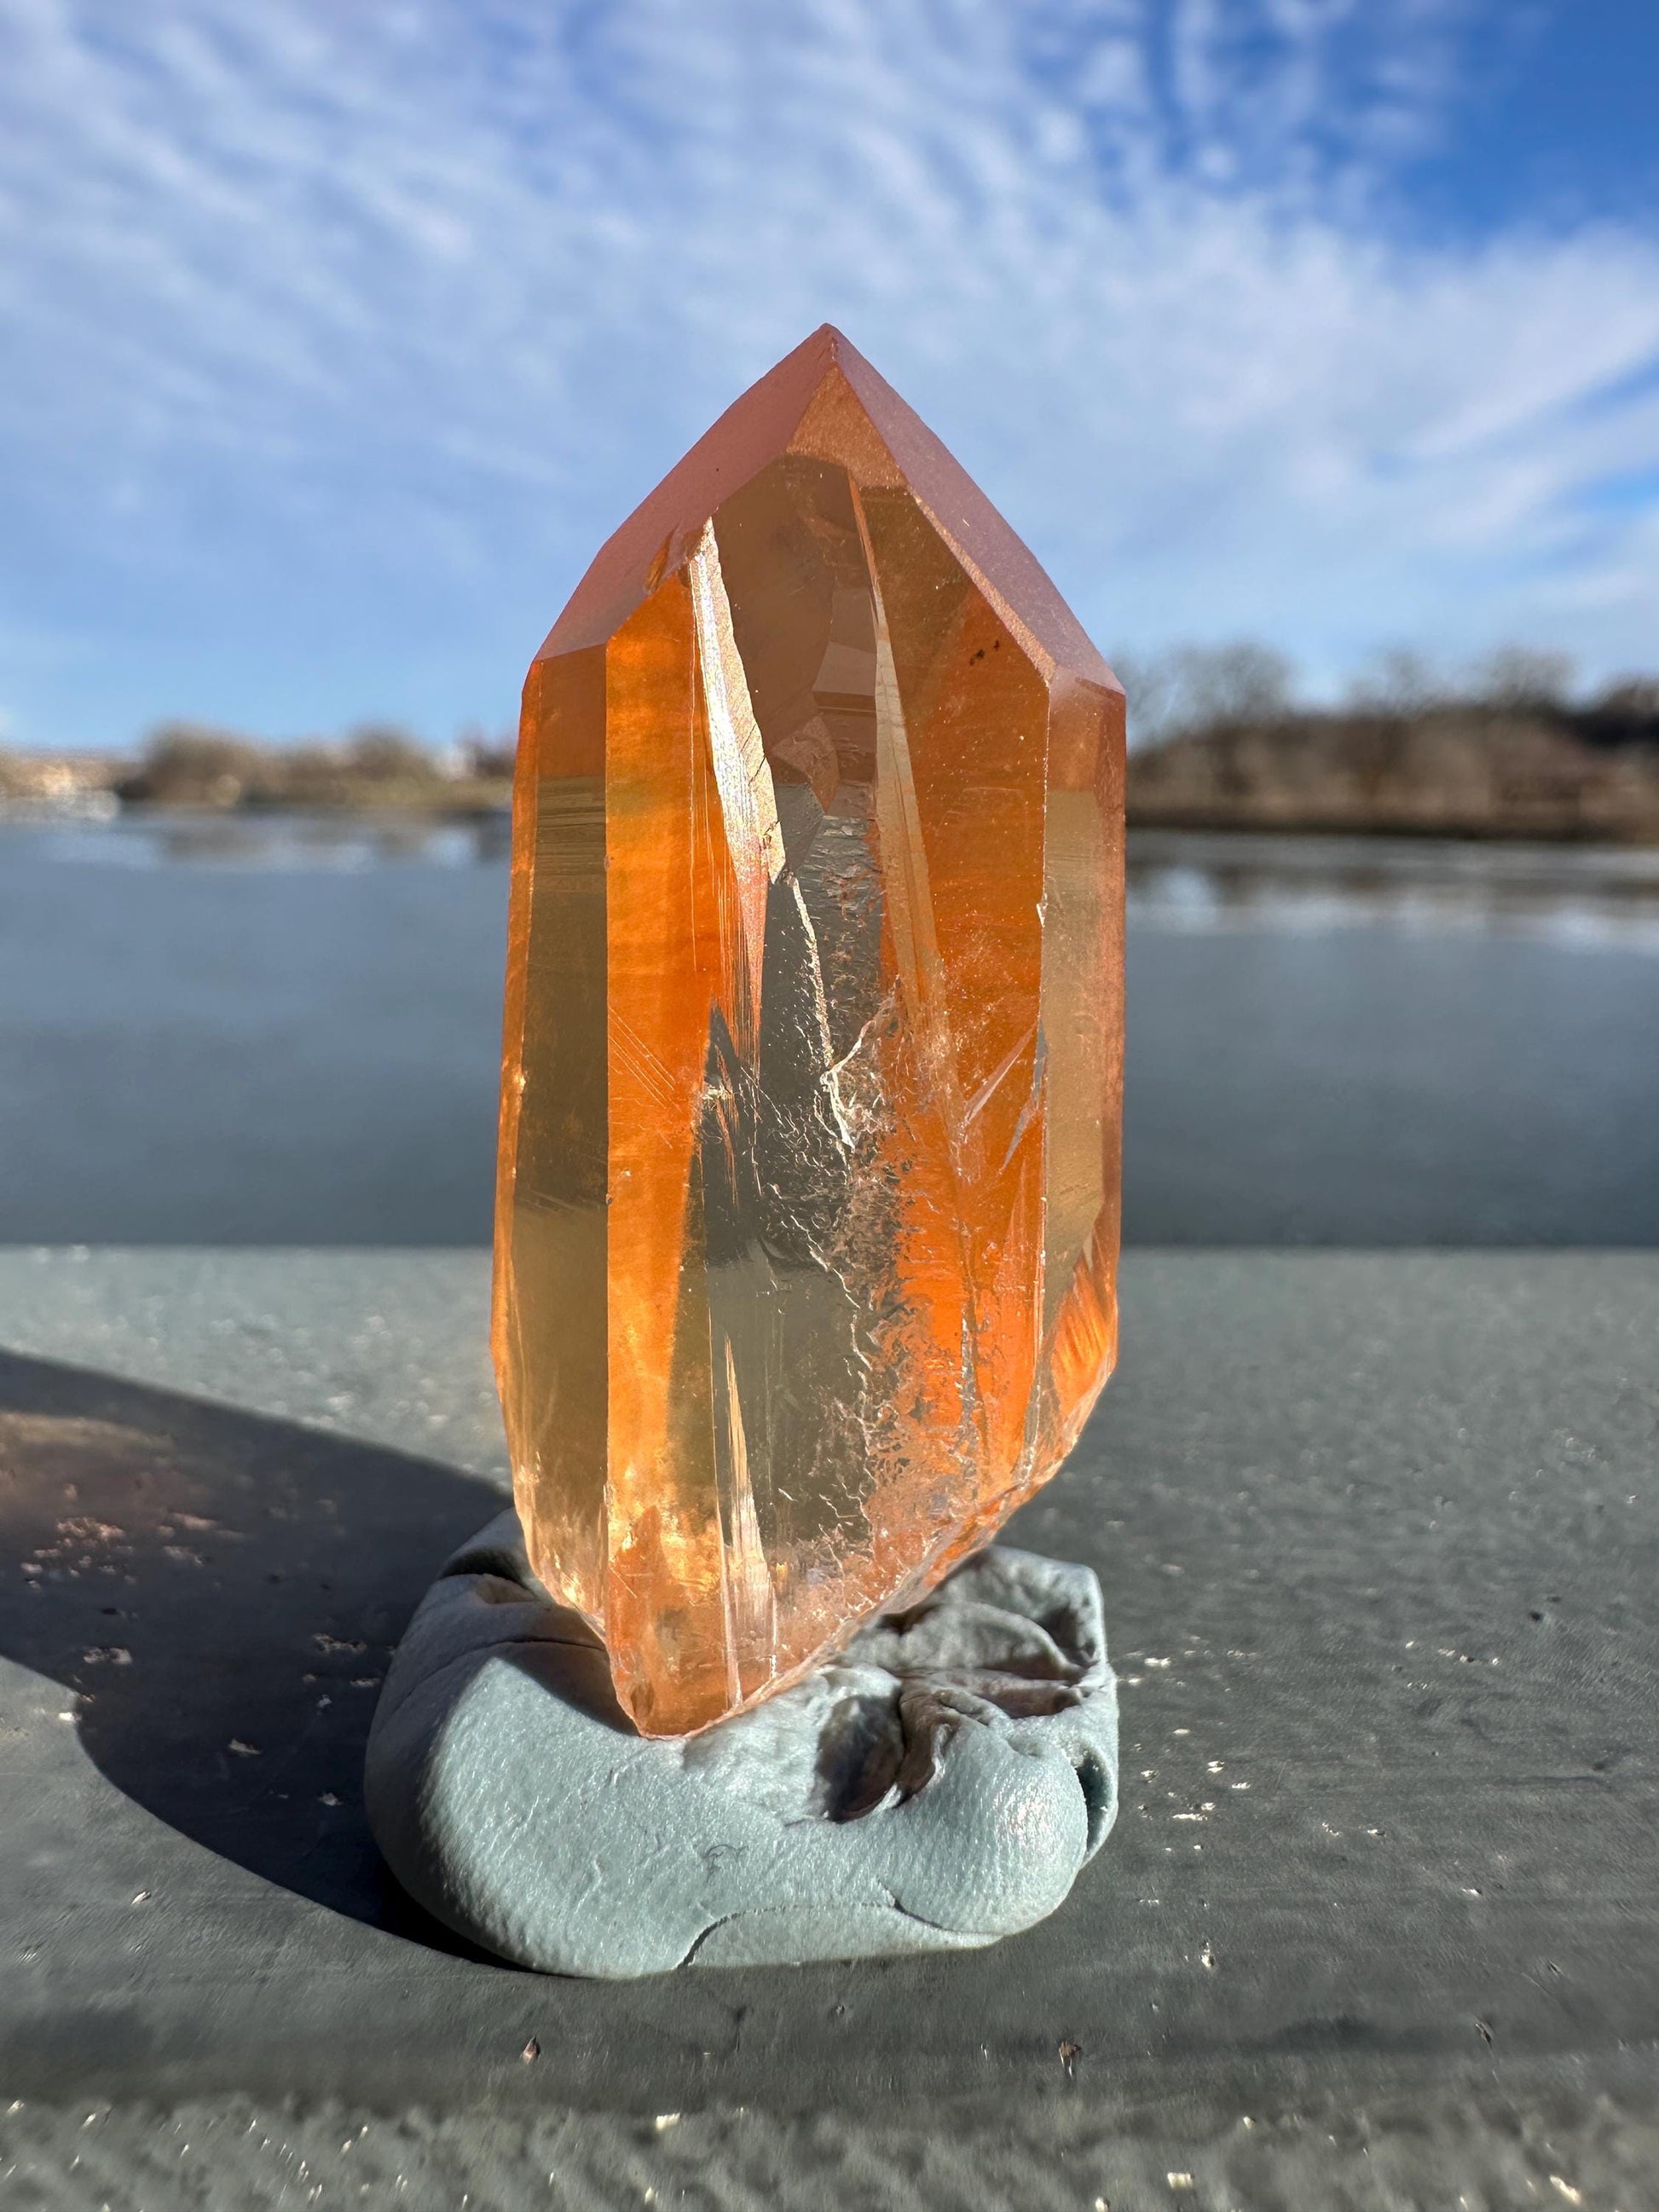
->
<box><xmin>0</xmin><ymin>0</ymin><xmax>1656</xmax><ymax>743</ymax></box>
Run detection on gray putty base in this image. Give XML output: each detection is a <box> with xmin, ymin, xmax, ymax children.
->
<box><xmin>366</xmin><ymin>1513</ymin><xmax>1118</xmax><ymax>1976</ymax></box>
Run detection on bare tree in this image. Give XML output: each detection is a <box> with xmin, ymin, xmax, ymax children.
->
<box><xmin>345</xmin><ymin>725</ymin><xmax>439</xmax><ymax>783</ymax></box>
<box><xmin>1107</xmin><ymin>651</ymin><xmax>1173</xmax><ymax>748</ymax></box>
<box><xmin>1112</xmin><ymin>641</ymin><xmax>1296</xmax><ymax>746</ymax></box>
<box><xmin>1180</xmin><ymin>641</ymin><xmax>1295</xmax><ymax>728</ymax></box>
<box><xmin>1469</xmin><ymin>647</ymin><xmax>1575</xmax><ymax>713</ymax></box>
<box><xmin>1346</xmin><ymin>647</ymin><xmax>1446</xmax><ymax>716</ymax></box>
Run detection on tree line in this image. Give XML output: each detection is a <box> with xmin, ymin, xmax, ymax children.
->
<box><xmin>1119</xmin><ymin>644</ymin><xmax>1659</xmax><ymax>840</ymax></box>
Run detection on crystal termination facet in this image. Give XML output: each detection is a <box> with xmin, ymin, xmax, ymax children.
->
<box><xmin>494</xmin><ymin>325</ymin><xmax>1124</xmax><ymax>1737</ymax></box>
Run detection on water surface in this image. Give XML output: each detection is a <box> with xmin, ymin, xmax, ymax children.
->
<box><xmin>3</xmin><ymin>816</ymin><xmax>1655</xmax><ymax>1245</ymax></box>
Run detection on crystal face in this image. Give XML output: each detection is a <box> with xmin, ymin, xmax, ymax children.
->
<box><xmin>494</xmin><ymin>326</ymin><xmax>1124</xmax><ymax>1737</ymax></box>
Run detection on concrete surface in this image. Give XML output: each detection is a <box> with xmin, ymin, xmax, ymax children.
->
<box><xmin>0</xmin><ymin>1250</ymin><xmax>1656</xmax><ymax>2203</ymax></box>
<box><xmin>4</xmin><ymin>2086</ymin><xmax>1658</xmax><ymax>2209</ymax></box>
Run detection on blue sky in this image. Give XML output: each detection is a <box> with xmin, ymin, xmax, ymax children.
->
<box><xmin>3</xmin><ymin>0</ymin><xmax>1657</xmax><ymax>750</ymax></box>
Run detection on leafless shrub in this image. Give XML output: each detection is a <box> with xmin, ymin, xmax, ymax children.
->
<box><xmin>124</xmin><ymin>724</ymin><xmax>268</xmax><ymax>806</ymax></box>
<box><xmin>344</xmin><ymin>725</ymin><xmax>442</xmax><ymax>783</ymax></box>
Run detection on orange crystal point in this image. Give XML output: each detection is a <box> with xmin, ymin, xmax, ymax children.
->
<box><xmin>494</xmin><ymin>326</ymin><xmax>1124</xmax><ymax>1736</ymax></box>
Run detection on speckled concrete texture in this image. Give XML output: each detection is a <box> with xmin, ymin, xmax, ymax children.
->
<box><xmin>366</xmin><ymin>1516</ymin><xmax>1118</xmax><ymax>1973</ymax></box>
<box><xmin>5</xmin><ymin>2087</ymin><xmax>1659</xmax><ymax>2211</ymax></box>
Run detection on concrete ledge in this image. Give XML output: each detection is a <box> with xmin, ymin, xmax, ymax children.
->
<box><xmin>0</xmin><ymin>1250</ymin><xmax>1656</xmax><ymax>2126</ymax></box>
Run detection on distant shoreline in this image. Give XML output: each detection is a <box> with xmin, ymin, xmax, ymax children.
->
<box><xmin>1124</xmin><ymin>696</ymin><xmax>1659</xmax><ymax>848</ymax></box>
<box><xmin>8</xmin><ymin>689</ymin><xmax>1659</xmax><ymax>848</ymax></box>
<box><xmin>122</xmin><ymin>786</ymin><xmax>516</xmax><ymax>818</ymax></box>
<box><xmin>4</xmin><ymin>788</ymin><xmax>1657</xmax><ymax>846</ymax></box>
<box><xmin>1123</xmin><ymin>803</ymin><xmax>1659</xmax><ymax>845</ymax></box>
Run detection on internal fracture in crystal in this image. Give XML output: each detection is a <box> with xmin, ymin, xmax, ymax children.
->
<box><xmin>494</xmin><ymin>326</ymin><xmax>1125</xmax><ymax>1736</ymax></box>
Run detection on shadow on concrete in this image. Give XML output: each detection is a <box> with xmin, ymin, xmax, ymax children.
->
<box><xmin>0</xmin><ymin>1349</ymin><xmax>504</xmax><ymax>1947</ymax></box>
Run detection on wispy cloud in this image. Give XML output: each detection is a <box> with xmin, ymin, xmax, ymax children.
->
<box><xmin>1</xmin><ymin>0</ymin><xmax>1656</xmax><ymax>743</ymax></box>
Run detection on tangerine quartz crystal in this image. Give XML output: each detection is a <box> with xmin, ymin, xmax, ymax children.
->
<box><xmin>494</xmin><ymin>326</ymin><xmax>1124</xmax><ymax>1737</ymax></box>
